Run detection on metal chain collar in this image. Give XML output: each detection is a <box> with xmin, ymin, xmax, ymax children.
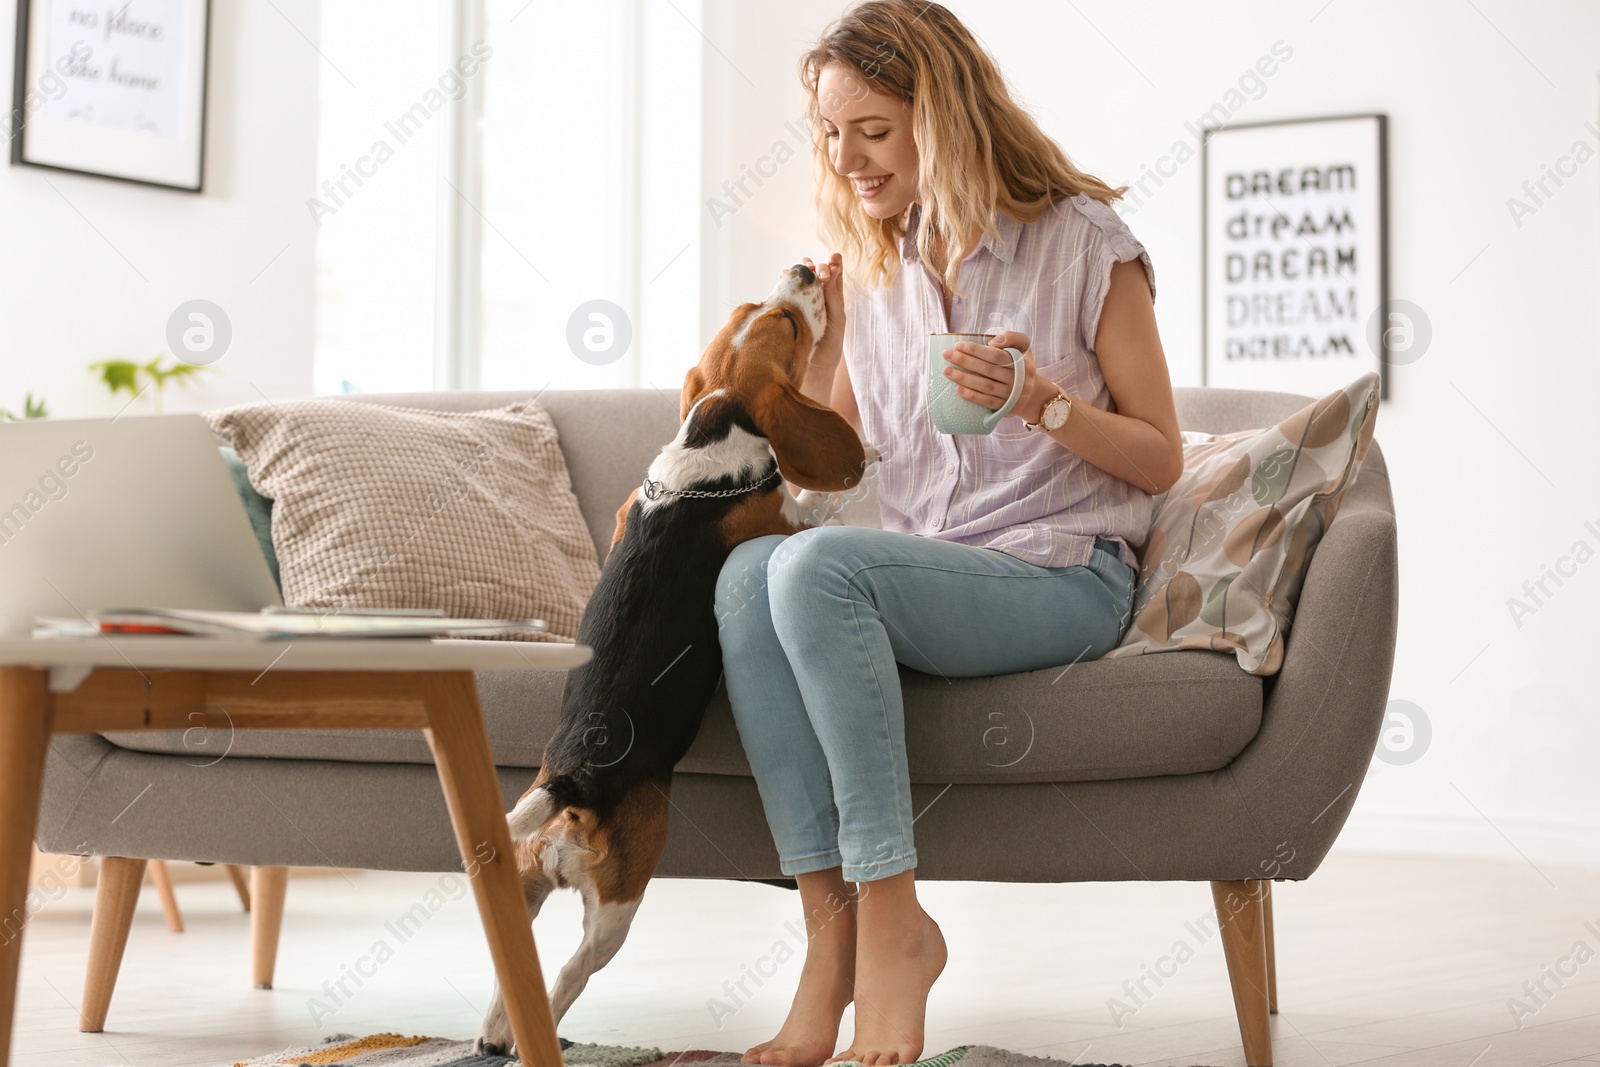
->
<box><xmin>641</xmin><ymin>466</ymin><xmax>782</xmax><ymax>502</ymax></box>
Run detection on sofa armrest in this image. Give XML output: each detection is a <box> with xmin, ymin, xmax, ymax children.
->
<box><xmin>1221</xmin><ymin>444</ymin><xmax>1399</xmax><ymax>879</ymax></box>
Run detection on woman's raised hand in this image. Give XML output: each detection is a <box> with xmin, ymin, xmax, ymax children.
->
<box><xmin>801</xmin><ymin>253</ymin><xmax>846</xmax><ymax>362</ymax></box>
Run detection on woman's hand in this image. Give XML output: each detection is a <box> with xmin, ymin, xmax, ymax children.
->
<box><xmin>940</xmin><ymin>329</ymin><xmax>1055</xmax><ymax>420</ymax></box>
<box><xmin>801</xmin><ymin>253</ymin><xmax>846</xmax><ymax>363</ymax></box>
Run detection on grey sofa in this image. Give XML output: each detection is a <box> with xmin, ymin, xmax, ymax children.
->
<box><xmin>36</xmin><ymin>385</ymin><xmax>1399</xmax><ymax>1066</ymax></box>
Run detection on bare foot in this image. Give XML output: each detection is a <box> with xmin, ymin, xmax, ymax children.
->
<box><xmin>744</xmin><ymin>876</ymin><xmax>857</xmax><ymax>1066</ymax></box>
<box><xmin>827</xmin><ymin>876</ymin><xmax>946</xmax><ymax>1066</ymax></box>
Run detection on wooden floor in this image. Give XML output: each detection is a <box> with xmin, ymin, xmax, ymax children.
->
<box><xmin>11</xmin><ymin>852</ymin><xmax>1600</xmax><ymax>1067</ymax></box>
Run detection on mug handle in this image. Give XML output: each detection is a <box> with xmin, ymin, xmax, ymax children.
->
<box><xmin>981</xmin><ymin>347</ymin><xmax>1029</xmax><ymax>430</ymax></box>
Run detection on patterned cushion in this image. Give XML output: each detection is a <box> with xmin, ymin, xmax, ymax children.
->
<box><xmin>1102</xmin><ymin>372</ymin><xmax>1380</xmax><ymax>675</ymax></box>
<box><xmin>205</xmin><ymin>399</ymin><xmax>601</xmax><ymax>643</ymax></box>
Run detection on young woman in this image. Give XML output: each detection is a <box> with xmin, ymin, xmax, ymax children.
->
<box><xmin>714</xmin><ymin>3</ymin><xmax>1182</xmax><ymax>1064</ymax></box>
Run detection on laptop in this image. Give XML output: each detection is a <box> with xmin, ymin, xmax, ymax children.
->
<box><xmin>0</xmin><ymin>414</ymin><xmax>284</xmax><ymax>636</ymax></box>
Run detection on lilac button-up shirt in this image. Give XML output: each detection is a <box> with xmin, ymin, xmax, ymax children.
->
<box><xmin>843</xmin><ymin>193</ymin><xmax>1156</xmax><ymax>572</ymax></box>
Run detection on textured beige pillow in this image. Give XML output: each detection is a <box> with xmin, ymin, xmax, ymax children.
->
<box><xmin>205</xmin><ymin>399</ymin><xmax>600</xmax><ymax>643</ymax></box>
<box><xmin>1102</xmin><ymin>372</ymin><xmax>1380</xmax><ymax>675</ymax></box>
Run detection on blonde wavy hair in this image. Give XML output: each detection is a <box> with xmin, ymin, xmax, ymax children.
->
<box><xmin>800</xmin><ymin>0</ymin><xmax>1128</xmax><ymax>293</ymax></box>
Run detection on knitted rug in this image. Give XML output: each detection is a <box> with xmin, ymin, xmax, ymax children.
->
<box><xmin>225</xmin><ymin>1033</ymin><xmax>1152</xmax><ymax>1067</ymax></box>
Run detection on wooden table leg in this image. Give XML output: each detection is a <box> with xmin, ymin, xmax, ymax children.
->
<box><xmin>422</xmin><ymin>672</ymin><xmax>561</xmax><ymax>1067</ymax></box>
<box><xmin>0</xmin><ymin>668</ymin><xmax>52</xmax><ymax>1067</ymax></box>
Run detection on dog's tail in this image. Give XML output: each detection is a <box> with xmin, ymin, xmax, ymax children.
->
<box><xmin>506</xmin><ymin>788</ymin><xmax>559</xmax><ymax>839</ymax></box>
<box><xmin>506</xmin><ymin>774</ymin><xmax>589</xmax><ymax>840</ymax></box>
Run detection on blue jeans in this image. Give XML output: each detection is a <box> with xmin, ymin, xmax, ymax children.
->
<box><xmin>714</xmin><ymin>525</ymin><xmax>1136</xmax><ymax>883</ymax></box>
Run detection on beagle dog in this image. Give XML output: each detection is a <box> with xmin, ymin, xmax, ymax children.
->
<box><xmin>475</xmin><ymin>264</ymin><xmax>877</xmax><ymax>1054</ymax></box>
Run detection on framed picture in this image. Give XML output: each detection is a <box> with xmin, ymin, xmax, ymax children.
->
<box><xmin>9</xmin><ymin>0</ymin><xmax>211</xmax><ymax>192</ymax></box>
<box><xmin>1202</xmin><ymin>113</ymin><xmax>1388</xmax><ymax>399</ymax></box>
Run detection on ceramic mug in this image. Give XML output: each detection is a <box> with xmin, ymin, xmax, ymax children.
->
<box><xmin>926</xmin><ymin>332</ymin><xmax>1027</xmax><ymax>435</ymax></box>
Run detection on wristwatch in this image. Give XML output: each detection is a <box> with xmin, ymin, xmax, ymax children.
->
<box><xmin>1023</xmin><ymin>388</ymin><xmax>1072</xmax><ymax>432</ymax></box>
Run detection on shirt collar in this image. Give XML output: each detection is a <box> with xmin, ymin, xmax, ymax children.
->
<box><xmin>899</xmin><ymin>203</ymin><xmax>1022</xmax><ymax>266</ymax></box>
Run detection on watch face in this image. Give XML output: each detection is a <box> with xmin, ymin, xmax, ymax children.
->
<box><xmin>1043</xmin><ymin>397</ymin><xmax>1070</xmax><ymax>429</ymax></box>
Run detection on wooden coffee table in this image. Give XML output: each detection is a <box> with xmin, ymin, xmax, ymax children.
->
<box><xmin>0</xmin><ymin>635</ymin><xmax>592</xmax><ymax>1067</ymax></box>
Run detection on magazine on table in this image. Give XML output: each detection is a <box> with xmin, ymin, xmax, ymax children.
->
<box><xmin>32</xmin><ymin>607</ymin><xmax>548</xmax><ymax>641</ymax></box>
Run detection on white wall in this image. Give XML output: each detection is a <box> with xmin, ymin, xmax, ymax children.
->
<box><xmin>699</xmin><ymin>3</ymin><xmax>831</xmax><ymax>339</ymax></box>
<box><xmin>0</xmin><ymin>0</ymin><xmax>319</xmax><ymax>418</ymax></box>
<box><xmin>699</xmin><ymin>0</ymin><xmax>1600</xmax><ymax>869</ymax></box>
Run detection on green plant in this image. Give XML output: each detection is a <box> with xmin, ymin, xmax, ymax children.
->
<box><xmin>89</xmin><ymin>356</ymin><xmax>212</xmax><ymax>413</ymax></box>
<box><xmin>0</xmin><ymin>393</ymin><xmax>49</xmax><ymax>421</ymax></box>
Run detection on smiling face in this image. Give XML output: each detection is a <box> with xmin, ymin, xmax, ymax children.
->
<box><xmin>816</xmin><ymin>61</ymin><xmax>919</xmax><ymax>220</ymax></box>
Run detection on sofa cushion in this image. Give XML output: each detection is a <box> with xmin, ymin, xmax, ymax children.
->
<box><xmin>219</xmin><ymin>446</ymin><xmax>281</xmax><ymax>592</ymax></box>
<box><xmin>205</xmin><ymin>398</ymin><xmax>601</xmax><ymax>642</ymax></box>
<box><xmin>1103</xmin><ymin>372</ymin><xmax>1380</xmax><ymax>676</ymax></box>
<box><xmin>332</xmin><ymin>389</ymin><xmax>680</xmax><ymax>564</ymax></box>
<box><xmin>100</xmin><ymin>647</ymin><xmax>1261</xmax><ymax>784</ymax></box>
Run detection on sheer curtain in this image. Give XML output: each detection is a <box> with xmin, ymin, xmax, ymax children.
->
<box><xmin>314</xmin><ymin>0</ymin><xmax>702</xmax><ymax>397</ymax></box>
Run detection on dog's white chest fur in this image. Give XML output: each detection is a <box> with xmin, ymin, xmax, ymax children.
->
<box><xmin>638</xmin><ymin>389</ymin><xmax>776</xmax><ymax>512</ymax></box>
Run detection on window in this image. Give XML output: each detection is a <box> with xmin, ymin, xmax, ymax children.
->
<box><xmin>313</xmin><ymin>0</ymin><xmax>702</xmax><ymax>396</ymax></box>
<box><xmin>310</xmin><ymin>4</ymin><xmax>442</xmax><ymax>395</ymax></box>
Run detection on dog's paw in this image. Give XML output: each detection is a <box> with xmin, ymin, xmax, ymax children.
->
<box><xmin>476</xmin><ymin>1010</ymin><xmax>514</xmax><ymax>1058</ymax></box>
<box><xmin>790</xmin><ymin>488</ymin><xmax>844</xmax><ymax>527</ymax></box>
<box><xmin>473</xmin><ymin>1036</ymin><xmax>512</xmax><ymax>1062</ymax></box>
<box><xmin>791</xmin><ymin>487</ymin><xmax>837</xmax><ymax>509</ymax></box>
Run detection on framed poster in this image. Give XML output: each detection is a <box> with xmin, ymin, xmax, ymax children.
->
<box><xmin>1202</xmin><ymin>113</ymin><xmax>1388</xmax><ymax>399</ymax></box>
<box><xmin>9</xmin><ymin>0</ymin><xmax>211</xmax><ymax>192</ymax></box>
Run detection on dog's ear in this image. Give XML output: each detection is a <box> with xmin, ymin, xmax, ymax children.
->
<box><xmin>679</xmin><ymin>366</ymin><xmax>708</xmax><ymax>422</ymax></box>
<box><xmin>749</xmin><ymin>378</ymin><xmax>868</xmax><ymax>492</ymax></box>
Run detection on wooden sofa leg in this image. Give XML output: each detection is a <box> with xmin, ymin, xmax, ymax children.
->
<box><xmin>1262</xmin><ymin>881</ymin><xmax>1278</xmax><ymax>1014</ymax></box>
<box><xmin>250</xmin><ymin>867</ymin><xmax>288</xmax><ymax>989</ymax></box>
<box><xmin>81</xmin><ymin>857</ymin><xmax>147</xmax><ymax>1032</ymax></box>
<box><xmin>225</xmin><ymin>864</ymin><xmax>252</xmax><ymax>912</ymax></box>
<box><xmin>1211</xmin><ymin>880</ymin><xmax>1273</xmax><ymax>1067</ymax></box>
<box><xmin>148</xmin><ymin>860</ymin><xmax>184</xmax><ymax>933</ymax></box>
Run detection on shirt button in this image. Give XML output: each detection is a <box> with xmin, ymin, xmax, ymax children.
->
<box><xmin>1076</xmin><ymin>193</ymin><xmax>1088</xmax><ymax>205</ymax></box>
<box><xmin>946</xmin><ymin>463</ymin><xmax>955</xmax><ymax>473</ymax></box>
<box><xmin>931</xmin><ymin>518</ymin><xmax>943</xmax><ymax>529</ymax></box>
